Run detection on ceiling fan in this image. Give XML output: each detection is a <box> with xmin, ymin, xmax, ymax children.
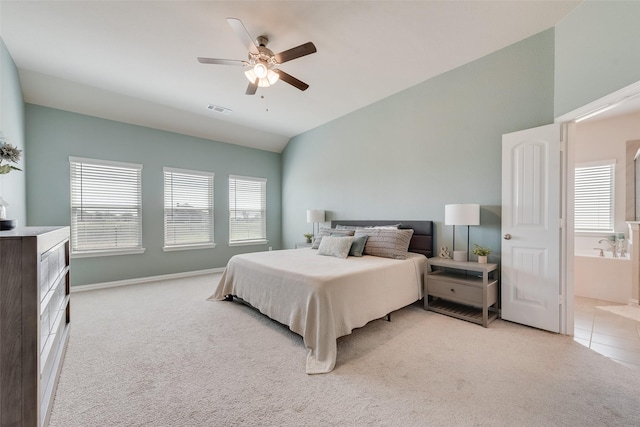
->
<box><xmin>198</xmin><ymin>18</ymin><xmax>317</xmax><ymax>95</ymax></box>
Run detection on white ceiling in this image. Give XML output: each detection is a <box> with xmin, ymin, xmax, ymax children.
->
<box><xmin>0</xmin><ymin>1</ymin><xmax>582</xmax><ymax>153</ymax></box>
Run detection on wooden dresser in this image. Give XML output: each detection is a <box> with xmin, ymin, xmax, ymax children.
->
<box><xmin>0</xmin><ymin>227</ymin><xmax>70</xmax><ymax>427</ymax></box>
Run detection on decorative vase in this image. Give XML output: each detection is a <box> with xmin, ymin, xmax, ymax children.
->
<box><xmin>0</xmin><ymin>196</ymin><xmax>15</xmax><ymax>230</ymax></box>
<box><xmin>453</xmin><ymin>250</ymin><xmax>467</xmax><ymax>262</ymax></box>
<box><xmin>478</xmin><ymin>255</ymin><xmax>488</xmax><ymax>264</ymax></box>
<box><xmin>0</xmin><ymin>219</ymin><xmax>16</xmax><ymax>230</ymax></box>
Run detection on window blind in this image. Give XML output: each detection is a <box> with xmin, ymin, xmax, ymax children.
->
<box><xmin>229</xmin><ymin>175</ymin><xmax>267</xmax><ymax>245</ymax></box>
<box><xmin>574</xmin><ymin>161</ymin><xmax>615</xmax><ymax>232</ymax></box>
<box><xmin>70</xmin><ymin>157</ymin><xmax>143</xmax><ymax>255</ymax></box>
<box><xmin>163</xmin><ymin>167</ymin><xmax>214</xmax><ymax>249</ymax></box>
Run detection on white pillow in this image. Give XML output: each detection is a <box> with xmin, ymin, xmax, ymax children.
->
<box><xmin>316</xmin><ymin>236</ymin><xmax>354</xmax><ymax>259</ymax></box>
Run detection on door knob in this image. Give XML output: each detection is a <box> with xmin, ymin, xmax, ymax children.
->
<box><xmin>504</xmin><ymin>234</ymin><xmax>512</xmax><ymax>240</ymax></box>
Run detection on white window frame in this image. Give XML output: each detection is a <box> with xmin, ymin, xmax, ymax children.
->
<box><xmin>69</xmin><ymin>156</ymin><xmax>145</xmax><ymax>258</ymax></box>
<box><xmin>163</xmin><ymin>167</ymin><xmax>215</xmax><ymax>251</ymax></box>
<box><xmin>228</xmin><ymin>175</ymin><xmax>268</xmax><ymax>246</ymax></box>
<box><xmin>574</xmin><ymin>159</ymin><xmax>615</xmax><ymax>234</ymax></box>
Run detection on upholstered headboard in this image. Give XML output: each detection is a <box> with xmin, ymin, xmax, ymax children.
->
<box><xmin>330</xmin><ymin>220</ymin><xmax>434</xmax><ymax>258</ymax></box>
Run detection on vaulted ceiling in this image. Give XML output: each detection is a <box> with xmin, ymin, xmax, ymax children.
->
<box><xmin>0</xmin><ymin>1</ymin><xmax>581</xmax><ymax>152</ymax></box>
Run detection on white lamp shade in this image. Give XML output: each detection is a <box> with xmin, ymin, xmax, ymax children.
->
<box><xmin>445</xmin><ymin>204</ymin><xmax>480</xmax><ymax>226</ymax></box>
<box><xmin>307</xmin><ymin>209</ymin><xmax>325</xmax><ymax>223</ymax></box>
<box><xmin>245</xmin><ymin>67</ymin><xmax>280</xmax><ymax>87</ymax></box>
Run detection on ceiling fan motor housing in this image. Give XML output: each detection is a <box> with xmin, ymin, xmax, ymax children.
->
<box><xmin>248</xmin><ymin>37</ymin><xmax>278</xmax><ymax>67</ymax></box>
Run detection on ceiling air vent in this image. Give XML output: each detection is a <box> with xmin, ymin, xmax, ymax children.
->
<box><xmin>207</xmin><ymin>104</ymin><xmax>232</xmax><ymax>115</ymax></box>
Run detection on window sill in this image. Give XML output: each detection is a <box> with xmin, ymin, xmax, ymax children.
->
<box><xmin>71</xmin><ymin>248</ymin><xmax>146</xmax><ymax>259</ymax></box>
<box><xmin>575</xmin><ymin>231</ymin><xmax>616</xmax><ymax>237</ymax></box>
<box><xmin>163</xmin><ymin>243</ymin><xmax>216</xmax><ymax>252</ymax></box>
<box><xmin>228</xmin><ymin>240</ymin><xmax>269</xmax><ymax>247</ymax></box>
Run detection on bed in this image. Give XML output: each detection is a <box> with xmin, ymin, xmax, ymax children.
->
<box><xmin>209</xmin><ymin>220</ymin><xmax>434</xmax><ymax>374</ymax></box>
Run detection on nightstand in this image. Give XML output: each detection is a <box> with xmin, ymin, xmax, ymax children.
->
<box><xmin>295</xmin><ymin>242</ymin><xmax>312</xmax><ymax>249</ymax></box>
<box><xmin>425</xmin><ymin>257</ymin><xmax>499</xmax><ymax>327</ymax></box>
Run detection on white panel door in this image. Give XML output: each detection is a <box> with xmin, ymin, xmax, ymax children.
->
<box><xmin>502</xmin><ymin>124</ymin><xmax>561</xmax><ymax>333</ymax></box>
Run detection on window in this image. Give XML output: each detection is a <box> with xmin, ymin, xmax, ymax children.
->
<box><xmin>229</xmin><ymin>175</ymin><xmax>267</xmax><ymax>246</ymax></box>
<box><xmin>70</xmin><ymin>157</ymin><xmax>144</xmax><ymax>257</ymax></box>
<box><xmin>163</xmin><ymin>167</ymin><xmax>215</xmax><ymax>250</ymax></box>
<box><xmin>574</xmin><ymin>160</ymin><xmax>615</xmax><ymax>232</ymax></box>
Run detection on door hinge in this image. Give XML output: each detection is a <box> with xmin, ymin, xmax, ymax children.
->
<box><xmin>559</xmin><ymin>295</ymin><xmax>564</xmax><ymax>304</ymax></box>
<box><xmin>560</xmin><ymin>138</ymin><xmax>567</xmax><ymax>153</ymax></box>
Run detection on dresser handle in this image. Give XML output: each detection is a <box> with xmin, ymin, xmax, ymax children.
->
<box><xmin>450</xmin><ymin>288</ymin><xmax>455</xmax><ymax>293</ymax></box>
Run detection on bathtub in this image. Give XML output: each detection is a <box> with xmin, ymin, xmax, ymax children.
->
<box><xmin>574</xmin><ymin>250</ymin><xmax>632</xmax><ymax>304</ymax></box>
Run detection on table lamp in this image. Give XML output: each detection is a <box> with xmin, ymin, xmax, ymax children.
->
<box><xmin>445</xmin><ymin>204</ymin><xmax>480</xmax><ymax>261</ymax></box>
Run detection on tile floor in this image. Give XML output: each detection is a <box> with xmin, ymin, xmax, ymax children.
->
<box><xmin>574</xmin><ymin>296</ymin><xmax>640</xmax><ymax>369</ymax></box>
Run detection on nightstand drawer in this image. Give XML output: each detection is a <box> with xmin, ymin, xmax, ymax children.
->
<box><xmin>428</xmin><ymin>278</ymin><xmax>482</xmax><ymax>306</ymax></box>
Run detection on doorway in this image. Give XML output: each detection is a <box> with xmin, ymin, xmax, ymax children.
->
<box><xmin>558</xmin><ymin>81</ymin><xmax>640</xmax><ymax>367</ymax></box>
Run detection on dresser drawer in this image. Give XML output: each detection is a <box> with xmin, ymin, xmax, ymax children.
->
<box><xmin>427</xmin><ymin>277</ymin><xmax>482</xmax><ymax>306</ymax></box>
<box><xmin>40</xmin><ymin>242</ymin><xmax>66</xmax><ymax>302</ymax></box>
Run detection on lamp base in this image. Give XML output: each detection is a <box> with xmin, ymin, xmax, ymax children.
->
<box><xmin>452</xmin><ymin>250</ymin><xmax>467</xmax><ymax>262</ymax></box>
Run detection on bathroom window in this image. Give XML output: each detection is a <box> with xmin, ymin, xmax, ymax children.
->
<box><xmin>575</xmin><ymin>160</ymin><xmax>615</xmax><ymax>232</ymax></box>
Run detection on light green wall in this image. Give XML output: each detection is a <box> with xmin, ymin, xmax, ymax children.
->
<box><xmin>555</xmin><ymin>1</ymin><xmax>640</xmax><ymax>117</ymax></box>
<box><xmin>0</xmin><ymin>37</ymin><xmax>26</xmax><ymax>225</ymax></box>
<box><xmin>25</xmin><ymin>105</ymin><xmax>281</xmax><ymax>286</ymax></box>
<box><xmin>282</xmin><ymin>30</ymin><xmax>556</xmax><ymax>261</ymax></box>
<box><xmin>10</xmin><ymin>1</ymin><xmax>640</xmax><ymax>284</ymax></box>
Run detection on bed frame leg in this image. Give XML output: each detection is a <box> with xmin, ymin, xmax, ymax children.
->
<box><xmin>386</xmin><ymin>313</ymin><xmax>391</xmax><ymax>322</ymax></box>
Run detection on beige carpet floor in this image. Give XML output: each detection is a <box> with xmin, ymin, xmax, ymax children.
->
<box><xmin>49</xmin><ymin>274</ymin><xmax>640</xmax><ymax>426</ymax></box>
<box><xmin>597</xmin><ymin>304</ymin><xmax>640</xmax><ymax>322</ymax></box>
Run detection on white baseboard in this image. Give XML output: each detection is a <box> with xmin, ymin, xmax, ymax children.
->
<box><xmin>629</xmin><ymin>298</ymin><xmax>639</xmax><ymax>307</ymax></box>
<box><xmin>71</xmin><ymin>267</ymin><xmax>225</xmax><ymax>293</ymax></box>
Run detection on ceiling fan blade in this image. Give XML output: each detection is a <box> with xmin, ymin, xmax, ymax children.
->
<box><xmin>197</xmin><ymin>57</ymin><xmax>248</xmax><ymax>66</ymax></box>
<box><xmin>274</xmin><ymin>42</ymin><xmax>317</xmax><ymax>64</ymax></box>
<box><xmin>227</xmin><ymin>18</ymin><xmax>259</xmax><ymax>55</ymax></box>
<box><xmin>274</xmin><ymin>69</ymin><xmax>309</xmax><ymax>91</ymax></box>
<box><xmin>246</xmin><ymin>80</ymin><xmax>258</xmax><ymax>95</ymax></box>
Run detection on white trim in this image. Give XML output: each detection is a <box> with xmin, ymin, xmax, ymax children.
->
<box><xmin>560</xmin><ymin>121</ymin><xmax>572</xmax><ymax>336</ymax></box>
<box><xmin>555</xmin><ymin>80</ymin><xmax>640</xmax><ymax>124</ymax></box>
<box><xmin>70</xmin><ymin>267</ymin><xmax>225</xmax><ymax>292</ymax></box>
<box><xmin>163</xmin><ymin>166</ymin><xmax>215</xmax><ymax>177</ymax></box>
<box><xmin>162</xmin><ymin>243</ymin><xmax>216</xmax><ymax>252</ymax></box>
<box><xmin>71</xmin><ymin>248</ymin><xmax>146</xmax><ymax>259</ymax></box>
<box><xmin>575</xmin><ymin>159</ymin><xmax>616</xmax><ymax>168</ymax></box>
<box><xmin>69</xmin><ymin>156</ymin><xmax>143</xmax><ymax>170</ymax></box>
<box><xmin>229</xmin><ymin>174</ymin><xmax>267</xmax><ymax>183</ymax></box>
<box><xmin>228</xmin><ymin>240</ymin><xmax>268</xmax><ymax>247</ymax></box>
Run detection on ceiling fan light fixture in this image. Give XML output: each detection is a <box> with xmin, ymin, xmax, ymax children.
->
<box><xmin>266</xmin><ymin>69</ymin><xmax>279</xmax><ymax>85</ymax></box>
<box><xmin>253</xmin><ymin>62</ymin><xmax>268</xmax><ymax>79</ymax></box>
<box><xmin>244</xmin><ymin>68</ymin><xmax>257</xmax><ymax>83</ymax></box>
<box><xmin>245</xmin><ymin>67</ymin><xmax>279</xmax><ymax>88</ymax></box>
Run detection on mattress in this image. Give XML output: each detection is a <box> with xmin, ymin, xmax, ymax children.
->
<box><xmin>210</xmin><ymin>248</ymin><xmax>426</xmax><ymax>373</ymax></box>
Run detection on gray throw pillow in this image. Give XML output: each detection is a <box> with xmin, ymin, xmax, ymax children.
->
<box><xmin>348</xmin><ymin>235</ymin><xmax>369</xmax><ymax>257</ymax></box>
<box><xmin>354</xmin><ymin>228</ymin><xmax>414</xmax><ymax>259</ymax></box>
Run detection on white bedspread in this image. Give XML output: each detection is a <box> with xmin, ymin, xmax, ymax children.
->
<box><xmin>209</xmin><ymin>248</ymin><xmax>426</xmax><ymax>374</ymax></box>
